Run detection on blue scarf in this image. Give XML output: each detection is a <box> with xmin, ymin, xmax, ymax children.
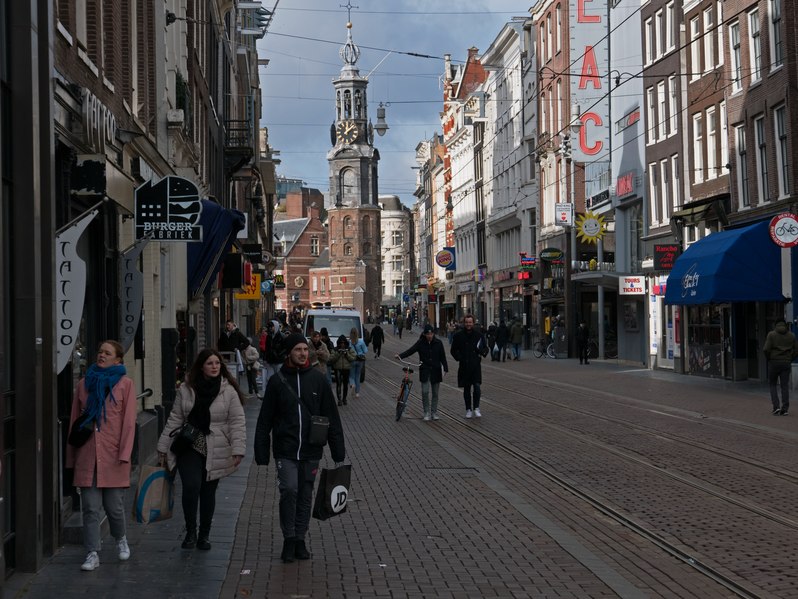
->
<box><xmin>83</xmin><ymin>363</ymin><xmax>127</xmax><ymax>430</ymax></box>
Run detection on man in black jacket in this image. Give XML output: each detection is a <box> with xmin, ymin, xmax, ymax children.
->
<box><xmin>254</xmin><ymin>333</ymin><xmax>345</xmax><ymax>563</ymax></box>
<box><xmin>218</xmin><ymin>319</ymin><xmax>250</xmax><ymax>353</ymax></box>
<box><xmin>450</xmin><ymin>314</ymin><xmax>489</xmax><ymax>419</ymax></box>
<box><xmin>396</xmin><ymin>324</ymin><xmax>449</xmax><ymax>421</ymax></box>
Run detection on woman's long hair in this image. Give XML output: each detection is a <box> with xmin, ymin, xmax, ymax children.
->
<box><xmin>349</xmin><ymin>327</ymin><xmax>360</xmax><ymax>344</ymax></box>
<box><xmin>187</xmin><ymin>348</ymin><xmax>244</xmax><ymax>402</ymax></box>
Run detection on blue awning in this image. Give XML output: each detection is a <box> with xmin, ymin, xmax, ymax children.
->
<box><xmin>665</xmin><ymin>220</ymin><xmax>785</xmax><ymax>305</ymax></box>
<box><xmin>187</xmin><ymin>199</ymin><xmax>246</xmax><ymax>298</ymax></box>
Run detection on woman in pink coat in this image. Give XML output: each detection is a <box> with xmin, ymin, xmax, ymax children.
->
<box><xmin>65</xmin><ymin>340</ymin><xmax>137</xmax><ymax>572</ymax></box>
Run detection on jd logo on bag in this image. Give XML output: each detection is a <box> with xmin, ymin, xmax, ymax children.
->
<box><xmin>312</xmin><ymin>464</ymin><xmax>351</xmax><ymax>521</ymax></box>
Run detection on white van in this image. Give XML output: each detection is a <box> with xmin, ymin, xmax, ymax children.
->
<box><xmin>303</xmin><ymin>307</ymin><xmax>364</xmax><ymax>343</ymax></box>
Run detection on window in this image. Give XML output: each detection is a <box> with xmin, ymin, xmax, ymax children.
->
<box><xmin>655</xmin><ymin>10</ymin><xmax>664</xmax><ymax>59</ymax></box>
<box><xmin>540</xmin><ymin>91</ymin><xmax>547</xmax><ymax>133</ymax></box>
<box><xmin>321</xmin><ymin>276</ymin><xmax>326</xmax><ymax>292</ymax></box>
<box><xmin>775</xmin><ymin>106</ymin><xmax>789</xmax><ymax>197</ymax></box>
<box><xmin>649</xmin><ymin>162</ymin><xmax>660</xmax><ymax>224</ymax></box>
<box><xmin>540</xmin><ymin>24</ymin><xmax>546</xmax><ymax>63</ymax></box>
<box><xmin>391</xmin><ymin>230</ymin><xmax>403</xmax><ymax>246</ymax></box>
<box><xmin>754</xmin><ymin>116</ymin><xmax>769</xmax><ymax>202</ymax></box>
<box><xmin>394</xmin><ymin>282</ymin><xmax>403</xmax><ymax>297</ymax></box>
<box><xmin>671</xmin><ymin>154</ymin><xmax>680</xmax><ymax>208</ymax></box>
<box><xmin>657</xmin><ymin>81</ymin><xmax>667</xmax><ymax>139</ymax></box>
<box><xmin>693</xmin><ymin>114</ymin><xmax>704</xmax><ymax>183</ymax></box>
<box><xmin>343</xmin><ymin>216</ymin><xmax>352</xmax><ymax>237</ymax></box>
<box><xmin>555</xmin><ymin>4</ymin><xmax>562</xmax><ymax>53</ymax></box>
<box><xmin>344</xmin><ymin>244</ymin><xmax>353</xmax><ymax>256</ymax></box>
<box><xmin>706</xmin><ymin>107</ymin><xmax>717</xmax><ymax>178</ymax></box>
<box><xmin>720</xmin><ymin>101</ymin><xmax>728</xmax><ymax>169</ymax></box>
<box><xmin>546</xmin><ymin>14</ymin><xmax>552</xmax><ymax>62</ymax></box>
<box><xmin>645</xmin><ymin>18</ymin><xmax>654</xmax><ymax>64</ymax></box>
<box><xmin>703</xmin><ymin>7</ymin><xmax>715</xmax><ymax>73</ymax></box>
<box><xmin>312</xmin><ymin>277</ymin><xmax>318</xmax><ymax>294</ymax></box>
<box><xmin>668</xmin><ymin>75</ymin><xmax>678</xmax><ymax>134</ymax></box>
<box><xmin>729</xmin><ymin>21</ymin><xmax>742</xmax><ymax>92</ymax></box>
<box><xmin>716</xmin><ymin>1</ymin><xmax>724</xmax><ymax>66</ymax></box>
<box><xmin>689</xmin><ymin>17</ymin><xmax>700</xmax><ymax>79</ymax></box>
<box><xmin>735</xmin><ymin>125</ymin><xmax>750</xmax><ymax>207</ymax></box>
<box><xmin>310</xmin><ymin>235</ymin><xmax>319</xmax><ymax>256</ymax></box>
<box><xmin>646</xmin><ymin>86</ymin><xmax>656</xmax><ymax>144</ymax></box>
<box><xmin>556</xmin><ymin>79</ymin><xmax>562</xmax><ymax>132</ymax></box>
<box><xmin>666</xmin><ymin>2</ymin><xmax>676</xmax><ymax>51</ymax></box>
<box><xmin>391</xmin><ymin>256</ymin><xmax>403</xmax><ymax>270</ymax></box>
<box><xmin>749</xmin><ymin>10</ymin><xmax>761</xmax><ymax>82</ymax></box>
<box><xmin>660</xmin><ymin>159</ymin><xmax>670</xmax><ymax>222</ymax></box>
<box><xmin>770</xmin><ymin>0</ymin><xmax>783</xmax><ymax>68</ymax></box>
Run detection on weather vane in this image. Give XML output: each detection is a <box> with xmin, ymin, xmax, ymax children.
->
<box><xmin>340</xmin><ymin>1</ymin><xmax>358</xmax><ymax>24</ymax></box>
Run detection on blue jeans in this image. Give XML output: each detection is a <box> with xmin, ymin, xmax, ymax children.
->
<box><xmin>276</xmin><ymin>458</ymin><xmax>319</xmax><ymax>540</ymax></box>
<box><xmin>81</xmin><ymin>474</ymin><xmax>127</xmax><ymax>552</ymax></box>
<box><xmin>512</xmin><ymin>343</ymin><xmax>521</xmax><ymax>359</ymax></box>
<box><xmin>421</xmin><ymin>380</ymin><xmax>441</xmax><ymax>414</ymax></box>
<box><xmin>349</xmin><ymin>361</ymin><xmax>363</xmax><ymax>392</ymax></box>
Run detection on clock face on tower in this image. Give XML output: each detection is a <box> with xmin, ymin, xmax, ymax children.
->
<box><xmin>336</xmin><ymin>119</ymin><xmax>358</xmax><ymax>144</ymax></box>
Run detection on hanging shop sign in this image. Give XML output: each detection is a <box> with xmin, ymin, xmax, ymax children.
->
<box><xmin>555</xmin><ymin>203</ymin><xmax>573</xmax><ymax>226</ymax></box>
<box><xmin>435</xmin><ymin>247</ymin><xmax>456</xmax><ymax>270</ymax></box>
<box><xmin>619</xmin><ymin>276</ymin><xmax>646</xmax><ymax>295</ymax></box>
<box><xmin>234</xmin><ymin>273</ymin><xmax>262</xmax><ymax>300</ymax></box>
<box><xmin>769</xmin><ymin>212</ymin><xmax>798</xmax><ymax>248</ymax></box>
<box><xmin>119</xmin><ymin>235</ymin><xmax>151</xmax><ymax>352</ymax></box>
<box><xmin>654</xmin><ymin>244</ymin><xmax>680</xmax><ymax>270</ymax></box>
<box><xmin>576</xmin><ymin>211</ymin><xmax>607</xmax><ymax>244</ymax></box>
<box><xmin>540</xmin><ymin>247</ymin><xmax>564</xmax><ymax>262</ymax></box>
<box><xmin>135</xmin><ymin>175</ymin><xmax>203</xmax><ymax>241</ymax></box>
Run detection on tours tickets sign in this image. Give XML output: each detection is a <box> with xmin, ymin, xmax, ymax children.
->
<box><xmin>135</xmin><ymin>176</ymin><xmax>204</xmax><ymax>241</ymax></box>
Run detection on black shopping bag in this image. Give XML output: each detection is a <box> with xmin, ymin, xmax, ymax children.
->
<box><xmin>312</xmin><ymin>464</ymin><xmax>351</xmax><ymax>520</ymax></box>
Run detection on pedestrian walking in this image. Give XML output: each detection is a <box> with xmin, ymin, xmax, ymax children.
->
<box><xmin>395</xmin><ymin>314</ymin><xmax>404</xmax><ymax>339</ymax></box>
<box><xmin>396</xmin><ymin>324</ymin><xmax>449</xmax><ymax>421</ymax></box>
<box><xmin>329</xmin><ymin>335</ymin><xmax>356</xmax><ymax>405</ymax></box>
<box><xmin>370</xmin><ymin>323</ymin><xmax>385</xmax><ymax>358</ymax></box>
<box><xmin>319</xmin><ymin>327</ymin><xmax>335</xmax><ymax>384</ymax></box>
<box><xmin>254</xmin><ymin>333</ymin><xmax>346</xmax><ymax>563</ymax></box>
<box><xmin>447</xmin><ymin>320</ymin><xmax>456</xmax><ymax>345</ymax></box>
<box><xmin>496</xmin><ymin>320</ymin><xmax>510</xmax><ymax>362</ymax></box>
<box><xmin>66</xmin><ymin>340</ymin><xmax>137</xmax><ymax>572</ymax></box>
<box><xmin>263</xmin><ymin>320</ymin><xmax>287</xmax><ymax>393</ymax></box>
<box><xmin>349</xmin><ymin>327</ymin><xmax>368</xmax><ymax>399</ymax></box>
<box><xmin>242</xmin><ymin>343</ymin><xmax>261</xmax><ymax>395</ymax></box>
<box><xmin>763</xmin><ymin>318</ymin><xmax>798</xmax><ymax>415</ymax></box>
<box><xmin>157</xmin><ymin>348</ymin><xmax>246</xmax><ymax>551</ymax></box>
<box><xmin>450</xmin><ymin>314</ymin><xmax>489</xmax><ymax>419</ymax></box>
<box><xmin>509</xmin><ymin>318</ymin><xmax>524</xmax><ymax>360</ymax></box>
<box><xmin>218</xmin><ymin>319</ymin><xmax>250</xmax><ymax>353</ymax></box>
<box><xmin>576</xmin><ymin>321</ymin><xmax>590</xmax><ymax>365</ymax></box>
<box><xmin>308</xmin><ymin>330</ymin><xmax>330</xmax><ymax>374</ymax></box>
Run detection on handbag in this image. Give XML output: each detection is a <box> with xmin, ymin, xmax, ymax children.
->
<box><xmin>312</xmin><ymin>464</ymin><xmax>352</xmax><ymax>520</ymax></box>
<box><xmin>132</xmin><ymin>464</ymin><xmax>175</xmax><ymax>523</ymax></box>
<box><xmin>277</xmin><ymin>372</ymin><xmax>329</xmax><ymax>446</ymax></box>
<box><xmin>169</xmin><ymin>422</ymin><xmax>201</xmax><ymax>455</ymax></box>
<box><xmin>68</xmin><ymin>411</ymin><xmax>95</xmax><ymax>448</ymax></box>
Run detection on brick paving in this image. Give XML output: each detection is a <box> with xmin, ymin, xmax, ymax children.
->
<box><xmin>6</xmin><ymin>329</ymin><xmax>798</xmax><ymax>598</ymax></box>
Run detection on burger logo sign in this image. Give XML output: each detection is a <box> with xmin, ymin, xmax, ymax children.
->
<box><xmin>435</xmin><ymin>248</ymin><xmax>456</xmax><ymax>270</ymax></box>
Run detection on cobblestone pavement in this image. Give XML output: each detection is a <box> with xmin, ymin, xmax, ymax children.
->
<box><xmin>7</xmin><ymin>330</ymin><xmax>797</xmax><ymax>598</ymax></box>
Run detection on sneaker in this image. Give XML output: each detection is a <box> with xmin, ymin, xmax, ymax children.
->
<box><xmin>782</xmin><ymin>409</ymin><xmax>789</xmax><ymax>416</ymax></box>
<box><xmin>474</xmin><ymin>408</ymin><xmax>482</xmax><ymax>418</ymax></box>
<box><xmin>432</xmin><ymin>412</ymin><xmax>441</xmax><ymax>421</ymax></box>
<box><xmin>423</xmin><ymin>412</ymin><xmax>431</xmax><ymax>421</ymax></box>
<box><xmin>117</xmin><ymin>536</ymin><xmax>130</xmax><ymax>561</ymax></box>
<box><xmin>465</xmin><ymin>409</ymin><xmax>473</xmax><ymax>419</ymax></box>
<box><xmin>81</xmin><ymin>551</ymin><xmax>100</xmax><ymax>571</ymax></box>
<box><xmin>773</xmin><ymin>408</ymin><xmax>782</xmax><ymax>415</ymax></box>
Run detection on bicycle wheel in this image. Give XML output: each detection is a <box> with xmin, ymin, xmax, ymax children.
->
<box><xmin>546</xmin><ymin>342</ymin><xmax>556</xmax><ymax>359</ymax></box>
<box><xmin>533</xmin><ymin>341</ymin><xmax>544</xmax><ymax>358</ymax></box>
<box><xmin>587</xmin><ymin>341</ymin><xmax>598</xmax><ymax>359</ymax></box>
<box><xmin>395</xmin><ymin>382</ymin><xmax>410</xmax><ymax>421</ymax></box>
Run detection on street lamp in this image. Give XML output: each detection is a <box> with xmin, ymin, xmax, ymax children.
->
<box><xmin>564</xmin><ymin>104</ymin><xmax>582</xmax><ymax>357</ymax></box>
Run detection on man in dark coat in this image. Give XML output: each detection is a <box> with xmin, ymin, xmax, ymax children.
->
<box><xmin>450</xmin><ymin>314</ymin><xmax>489</xmax><ymax>419</ymax></box>
<box><xmin>496</xmin><ymin>320</ymin><xmax>510</xmax><ymax>362</ymax></box>
<box><xmin>576</xmin><ymin>321</ymin><xmax>590</xmax><ymax>365</ymax></box>
<box><xmin>370</xmin><ymin>324</ymin><xmax>385</xmax><ymax>358</ymax></box>
<box><xmin>254</xmin><ymin>333</ymin><xmax>345</xmax><ymax>563</ymax></box>
<box><xmin>218</xmin><ymin>319</ymin><xmax>250</xmax><ymax>353</ymax></box>
<box><xmin>396</xmin><ymin>324</ymin><xmax>449</xmax><ymax>421</ymax></box>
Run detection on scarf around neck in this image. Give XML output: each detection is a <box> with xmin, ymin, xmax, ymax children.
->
<box><xmin>83</xmin><ymin>363</ymin><xmax>127</xmax><ymax>430</ymax></box>
<box><xmin>187</xmin><ymin>375</ymin><xmax>221</xmax><ymax>434</ymax></box>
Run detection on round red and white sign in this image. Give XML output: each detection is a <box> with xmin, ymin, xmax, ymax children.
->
<box><xmin>769</xmin><ymin>212</ymin><xmax>798</xmax><ymax>248</ymax></box>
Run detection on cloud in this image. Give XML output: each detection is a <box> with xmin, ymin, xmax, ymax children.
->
<box><xmin>257</xmin><ymin>1</ymin><xmax>527</xmax><ymax>204</ymax></box>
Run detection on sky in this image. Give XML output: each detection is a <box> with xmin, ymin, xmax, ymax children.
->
<box><xmin>257</xmin><ymin>1</ymin><xmax>532</xmax><ymax>206</ymax></box>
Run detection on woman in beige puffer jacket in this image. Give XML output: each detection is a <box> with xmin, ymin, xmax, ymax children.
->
<box><xmin>157</xmin><ymin>348</ymin><xmax>246</xmax><ymax>550</ymax></box>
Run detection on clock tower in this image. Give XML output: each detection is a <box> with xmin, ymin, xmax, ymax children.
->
<box><xmin>327</xmin><ymin>21</ymin><xmax>382</xmax><ymax>318</ymax></box>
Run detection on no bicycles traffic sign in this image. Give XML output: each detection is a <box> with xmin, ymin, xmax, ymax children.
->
<box><xmin>769</xmin><ymin>212</ymin><xmax>798</xmax><ymax>248</ymax></box>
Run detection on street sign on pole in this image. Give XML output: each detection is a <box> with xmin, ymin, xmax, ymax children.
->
<box><xmin>555</xmin><ymin>203</ymin><xmax>573</xmax><ymax>227</ymax></box>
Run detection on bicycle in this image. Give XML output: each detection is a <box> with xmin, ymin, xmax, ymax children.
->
<box><xmin>395</xmin><ymin>358</ymin><xmax>421</xmax><ymax>421</ymax></box>
<box><xmin>532</xmin><ymin>335</ymin><xmax>556</xmax><ymax>359</ymax></box>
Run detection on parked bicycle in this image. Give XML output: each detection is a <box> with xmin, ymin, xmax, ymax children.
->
<box><xmin>532</xmin><ymin>335</ymin><xmax>556</xmax><ymax>359</ymax></box>
<box><xmin>586</xmin><ymin>335</ymin><xmax>618</xmax><ymax>359</ymax></box>
<box><xmin>395</xmin><ymin>358</ymin><xmax>421</xmax><ymax>421</ymax></box>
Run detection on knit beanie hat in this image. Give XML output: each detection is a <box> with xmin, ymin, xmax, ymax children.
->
<box><xmin>283</xmin><ymin>333</ymin><xmax>308</xmax><ymax>353</ymax></box>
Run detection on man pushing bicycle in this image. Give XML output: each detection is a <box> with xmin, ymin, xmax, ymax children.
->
<box><xmin>396</xmin><ymin>324</ymin><xmax>448</xmax><ymax>421</ymax></box>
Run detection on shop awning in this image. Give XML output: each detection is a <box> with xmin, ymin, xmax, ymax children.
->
<box><xmin>664</xmin><ymin>220</ymin><xmax>785</xmax><ymax>305</ymax></box>
<box><xmin>187</xmin><ymin>199</ymin><xmax>246</xmax><ymax>298</ymax></box>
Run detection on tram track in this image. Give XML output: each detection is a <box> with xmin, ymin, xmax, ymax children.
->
<box><xmin>371</xmin><ymin>358</ymin><xmax>794</xmax><ymax>598</ymax></box>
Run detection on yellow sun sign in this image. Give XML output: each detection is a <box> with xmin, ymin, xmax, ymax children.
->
<box><xmin>576</xmin><ymin>211</ymin><xmax>607</xmax><ymax>244</ymax></box>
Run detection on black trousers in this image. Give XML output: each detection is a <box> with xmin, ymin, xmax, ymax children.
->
<box><xmin>177</xmin><ymin>448</ymin><xmax>219</xmax><ymax>534</ymax></box>
<box><xmin>335</xmin><ymin>369</ymin><xmax>349</xmax><ymax>403</ymax></box>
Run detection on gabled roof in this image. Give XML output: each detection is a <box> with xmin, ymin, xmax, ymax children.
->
<box><xmin>311</xmin><ymin>248</ymin><xmax>330</xmax><ymax>269</ymax></box>
<box><xmin>273</xmin><ymin>218</ymin><xmax>310</xmax><ymax>255</ymax></box>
